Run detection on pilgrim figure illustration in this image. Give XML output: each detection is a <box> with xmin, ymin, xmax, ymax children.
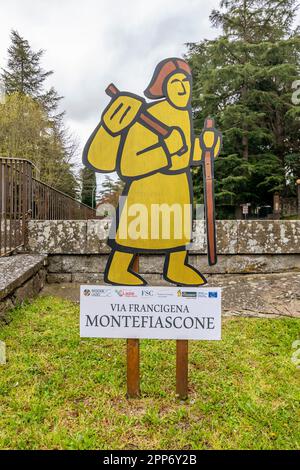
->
<box><xmin>83</xmin><ymin>58</ymin><xmax>222</xmax><ymax>286</ymax></box>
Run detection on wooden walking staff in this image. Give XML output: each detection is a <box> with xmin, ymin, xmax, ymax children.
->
<box><xmin>200</xmin><ymin>117</ymin><xmax>220</xmax><ymax>266</ymax></box>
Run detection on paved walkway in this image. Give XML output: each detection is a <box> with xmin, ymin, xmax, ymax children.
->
<box><xmin>208</xmin><ymin>272</ymin><xmax>300</xmax><ymax>318</ymax></box>
<box><xmin>41</xmin><ymin>272</ymin><xmax>300</xmax><ymax>318</ymax></box>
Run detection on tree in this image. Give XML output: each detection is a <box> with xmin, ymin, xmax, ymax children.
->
<box><xmin>0</xmin><ymin>30</ymin><xmax>78</xmax><ymax>197</ymax></box>
<box><xmin>186</xmin><ymin>0</ymin><xmax>300</xmax><ymax>218</ymax></box>
<box><xmin>98</xmin><ymin>175</ymin><xmax>124</xmax><ymax>208</ymax></box>
<box><xmin>80</xmin><ymin>167</ymin><xmax>96</xmax><ymax>208</ymax></box>
<box><xmin>1</xmin><ymin>30</ymin><xmax>63</xmax><ymax>121</ymax></box>
<box><xmin>2</xmin><ymin>30</ymin><xmax>52</xmax><ymax>96</ymax></box>
<box><xmin>0</xmin><ymin>92</ymin><xmax>79</xmax><ymax>197</ymax></box>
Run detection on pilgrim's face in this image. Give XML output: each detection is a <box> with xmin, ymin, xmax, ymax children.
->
<box><xmin>166</xmin><ymin>72</ymin><xmax>191</xmax><ymax>108</ymax></box>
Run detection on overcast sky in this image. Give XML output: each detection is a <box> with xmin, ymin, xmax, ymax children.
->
<box><xmin>0</xmin><ymin>0</ymin><xmax>299</xmax><ymax>189</ymax></box>
<box><xmin>0</xmin><ymin>0</ymin><xmax>221</xmax><ymax>185</ymax></box>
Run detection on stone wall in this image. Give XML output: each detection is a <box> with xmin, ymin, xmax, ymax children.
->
<box><xmin>46</xmin><ymin>253</ymin><xmax>299</xmax><ymax>284</ymax></box>
<box><xmin>28</xmin><ymin>219</ymin><xmax>299</xmax><ymax>255</ymax></box>
<box><xmin>26</xmin><ymin>220</ymin><xmax>300</xmax><ymax>284</ymax></box>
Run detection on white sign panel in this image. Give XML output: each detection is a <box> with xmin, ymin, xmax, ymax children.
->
<box><xmin>242</xmin><ymin>205</ymin><xmax>248</xmax><ymax>214</ymax></box>
<box><xmin>80</xmin><ymin>286</ymin><xmax>221</xmax><ymax>341</ymax></box>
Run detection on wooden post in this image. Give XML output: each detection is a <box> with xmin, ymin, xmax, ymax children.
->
<box><xmin>126</xmin><ymin>255</ymin><xmax>140</xmax><ymax>398</ymax></box>
<box><xmin>176</xmin><ymin>340</ymin><xmax>188</xmax><ymax>399</ymax></box>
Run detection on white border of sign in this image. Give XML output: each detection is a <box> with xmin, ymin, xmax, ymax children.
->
<box><xmin>80</xmin><ymin>286</ymin><xmax>221</xmax><ymax>341</ymax></box>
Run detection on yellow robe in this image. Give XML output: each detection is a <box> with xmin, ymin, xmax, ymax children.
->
<box><xmin>111</xmin><ymin>99</ymin><xmax>201</xmax><ymax>252</ymax></box>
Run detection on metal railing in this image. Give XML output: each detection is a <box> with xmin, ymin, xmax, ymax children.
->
<box><xmin>0</xmin><ymin>157</ymin><xmax>96</xmax><ymax>256</ymax></box>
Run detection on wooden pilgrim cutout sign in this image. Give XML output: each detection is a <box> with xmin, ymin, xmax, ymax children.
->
<box><xmin>82</xmin><ymin>57</ymin><xmax>222</xmax><ymax>398</ymax></box>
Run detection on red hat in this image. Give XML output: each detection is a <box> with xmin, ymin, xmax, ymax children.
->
<box><xmin>144</xmin><ymin>58</ymin><xmax>191</xmax><ymax>99</ymax></box>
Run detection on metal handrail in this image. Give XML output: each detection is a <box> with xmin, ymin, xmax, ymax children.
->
<box><xmin>0</xmin><ymin>157</ymin><xmax>96</xmax><ymax>256</ymax></box>
<box><xmin>1</xmin><ymin>156</ymin><xmax>93</xmax><ymax>210</ymax></box>
<box><xmin>31</xmin><ymin>176</ymin><xmax>93</xmax><ymax>211</ymax></box>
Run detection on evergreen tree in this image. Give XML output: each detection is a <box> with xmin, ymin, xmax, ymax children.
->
<box><xmin>186</xmin><ymin>0</ymin><xmax>300</xmax><ymax>218</ymax></box>
<box><xmin>1</xmin><ymin>30</ymin><xmax>63</xmax><ymax>120</ymax></box>
<box><xmin>81</xmin><ymin>167</ymin><xmax>96</xmax><ymax>208</ymax></box>
<box><xmin>2</xmin><ymin>30</ymin><xmax>52</xmax><ymax>96</ymax></box>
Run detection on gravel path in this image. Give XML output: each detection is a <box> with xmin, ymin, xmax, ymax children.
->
<box><xmin>41</xmin><ymin>272</ymin><xmax>300</xmax><ymax>318</ymax></box>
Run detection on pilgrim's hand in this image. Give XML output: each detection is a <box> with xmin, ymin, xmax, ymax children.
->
<box><xmin>163</xmin><ymin>128</ymin><xmax>187</xmax><ymax>156</ymax></box>
<box><xmin>103</xmin><ymin>95</ymin><xmax>143</xmax><ymax>135</ymax></box>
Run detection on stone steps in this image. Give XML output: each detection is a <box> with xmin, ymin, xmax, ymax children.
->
<box><xmin>0</xmin><ymin>254</ymin><xmax>48</xmax><ymax>319</ymax></box>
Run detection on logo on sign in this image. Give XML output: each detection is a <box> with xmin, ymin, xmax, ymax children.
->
<box><xmin>198</xmin><ymin>292</ymin><xmax>208</xmax><ymax>298</ymax></box>
<box><xmin>209</xmin><ymin>292</ymin><xmax>218</xmax><ymax>298</ymax></box>
<box><xmin>142</xmin><ymin>290</ymin><xmax>154</xmax><ymax>296</ymax></box>
<box><xmin>87</xmin><ymin>288</ymin><xmax>112</xmax><ymax>297</ymax></box>
<box><xmin>115</xmin><ymin>289</ymin><xmax>137</xmax><ymax>297</ymax></box>
<box><xmin>157</xmin><ymin>291</ymin><xmax>174</xmax><ymax>298</ymax></box>
<box><xmin>177</xmin><ymin>290</ymin><xmax>197</xmax><ymax>299</ymax></box>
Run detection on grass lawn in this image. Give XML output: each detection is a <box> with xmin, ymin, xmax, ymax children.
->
<box><xmin>0</xmin><ymin>296</ymin><xmax>299</xmax><ymax>450</ymax></box>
